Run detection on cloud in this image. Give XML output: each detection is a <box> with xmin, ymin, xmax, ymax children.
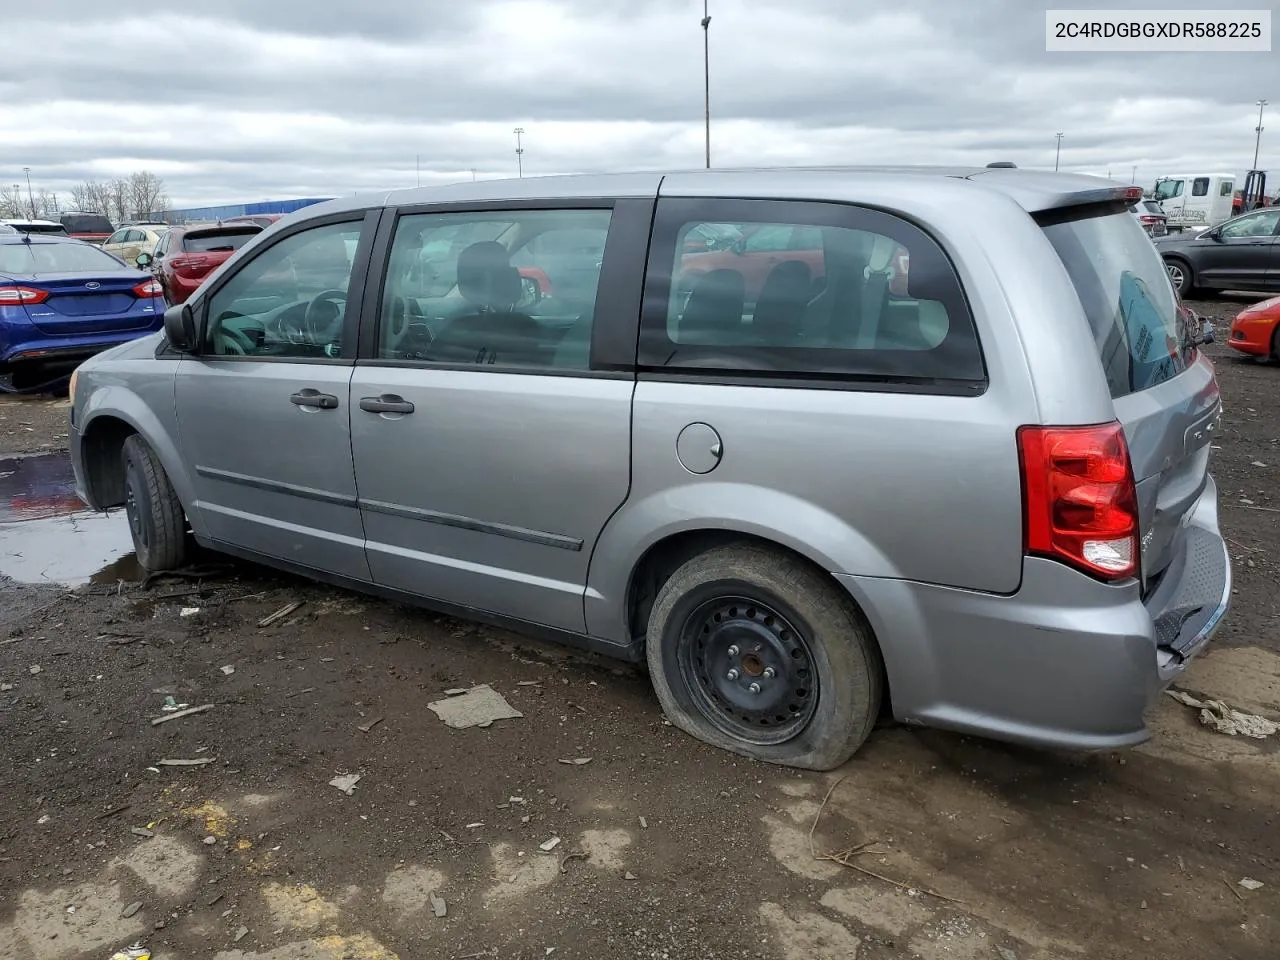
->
<box><xmin>0</xmin><ymin>0</ymin><xmax>1273</xmax><ymax>209</ymax></box>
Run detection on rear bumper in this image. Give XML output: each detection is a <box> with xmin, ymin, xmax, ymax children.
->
<box><xmin>839</xmin><ymin>476</ymin><xmax>1229</xmax><ymax>751</ymax></box>
<box><xmin>1</xmin><ymin>328</ymin><xmax>160</xmax><ymax>367</ymax></box>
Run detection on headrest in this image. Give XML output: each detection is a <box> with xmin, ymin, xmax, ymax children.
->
<box><xmin>457</xmin><ymin>241</ymin><xmax>522</xmax><ymax>309</ymax></box>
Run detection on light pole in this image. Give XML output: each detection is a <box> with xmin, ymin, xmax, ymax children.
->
<box><xmin>514</xmin><ymin>127</ymin><xmax>525</xmax><ymax>178</ymax></box>
<box><xmin>702</xmin><ymin>0</ymin><xmax>711</xmax><ymax>168</ymax></box>
<box><xmin>416</xmin><ymin>155</ymin><xmax>421</xmax><ymax>188</ymax></box>
<box><xmin>470</xmin><ymin>169</ymin><xmax>477</xmax><ymax>181</ymax></box>
<box><xmin>1253</xmin><ymin>99</ymin><xmax>1268</xmax><ymax>170</ymax></box>
<box><xmin>23</xmin><ymin>167</ymin><xmax>35</xmax><ymax>218</ymax></box>
<box><xmin>1131</xmin><ymin>165</ymin><xmax>1137</xmax><ymax>184</ymax></box>
<box><xmin>1054</xmin><ymin>133</ymin><xmax>1063</xmax><ymax>172</ymax></box>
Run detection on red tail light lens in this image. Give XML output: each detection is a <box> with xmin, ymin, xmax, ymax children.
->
<box><xmin>132</xmin><ymin>279</ymin><xmax>164</xmax><ymax>298</ymax></box>
<box><xmin>1017</xmin><ymin>422</ymin><xmax>1139</xmax><ymax>581</ymax></box>
<box><xmin>169</xmin><ymin>257</ymin><xmax>207</xmax><ymax>272</ymax></box>
<box><xmin>0</xmin><ymin>285</ymin><xmax>50</xmax><ymax>305</ymax></box>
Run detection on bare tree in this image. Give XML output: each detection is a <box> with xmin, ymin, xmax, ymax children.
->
<box><xmin>128</xmin><ymin>170</ymin><xmax>168</xmax><ymax>220</ymax></box>
<box><xmin>0</xmin><ymin>184</ymin><xmax>28</xmax><ymax>218</ymax></box>
<box><xmin>35</xmin><ymin>190</ymin><xmax>60</xmax><ymax>218</ymax></box>
<box><xmin>70</xmin><ymin>179</ymin><xmax>109</xmax><ymax>214</ymax></box>
<box><xmin>106</xmin><ymin>178</ymin><xmax>131</xmax><ymax>224</ymax></box>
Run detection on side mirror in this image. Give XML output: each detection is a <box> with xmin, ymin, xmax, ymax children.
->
<box><xmin>517</xmin><ymin>275</ymin><xmax>543</xmax><ymax>309</ymax></box>
<box><xmin>135</xmin><ymin>252</ymin><xmax>153</xmax><ymax>268</ymax></box>
<box><xmin>163</xmin><ymin>302</ymin><xmax>198</xmax><ymax>354</ymax></box>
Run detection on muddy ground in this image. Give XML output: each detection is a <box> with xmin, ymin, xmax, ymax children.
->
<box><xmin>1</xmin><ymin>296</ymin><xmax>1278</xmax><ymax>960</ymax></box>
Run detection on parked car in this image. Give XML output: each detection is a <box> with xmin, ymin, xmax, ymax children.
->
<box><xmin>3</xmin><ymin>219</ymin><xmax>70</xmax><ymax>237</ymax></box>
<box><xmin>1227</xmin><ymin>295</ymin><xmax>1280</xmax><ymax>360</ymax></box>
<box><xmin>70</xmin><ymin>168</ymin><xmax>1229</xmax><ymax>769</ymax></box>
<box><xmin>1131</xmin><ymin>200</ymin><xmax>1168</xmax><ymax>238</ymax></box>
<box><xmin>137</xmin><ymin>222</ymin><xmax>263</xmax><ymax>304</ymax></box>
<box><xmin>1155</xmin><ymin>207</ymin><xmax>1280</xmax><ymax>297</ymax></box>
<box><xmin>103</xmin><ymin>225</ymin><xmax>168</xmax><ymax>267</ymax></box>
<box><xmin>0</xmin><ymin>234</ymin><xmax>163</xmax><ymax>392</ymax></box>
<box><xmin>59</xmin><ymin>212</ymin><xmax>115</xmax><ymax>244</ymax></box>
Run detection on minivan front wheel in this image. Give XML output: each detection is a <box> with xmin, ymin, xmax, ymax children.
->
<box><xmin>646</xmin><ymin>544</ymin><xmax>883</xmax><ymax>770</ymax></box>
<box><xmin>122</xmin><ymin>434</ymin><xmax>189</xmax><ymax>572</ymax></box>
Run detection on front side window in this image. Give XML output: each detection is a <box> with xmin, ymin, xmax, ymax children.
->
<box><xmin>1219</xmin><ymin>209</ymin><xmax>1280</xmax><ymax>239</ymax></box>
<box><xmin>638</xmin><ymin>199</ymin><xmax>984</xmax><ymax>388</ymax></box>
<box><xmin>376</xmin><ymin>208</ymin><xmax>613</xmax><ymax>370</ymax></box>
<box><xmin>204</xmin><ymin>221</ymin><xmax>364</xmax><ymax>359</ymax></box>
<box><xmin>1153</xmin><ymin>180</ymin><xmax>1183</xmax><ymax>201</ymax></box>
<box><xmin>106</xmin><ymin>230</ymin><xmax>126</xmax><ymax>246</ymax></box>
<box><xmin>1191</xmin><ymin>178</ymin><xmax>1210</xmax><ymax>197</ymax></box>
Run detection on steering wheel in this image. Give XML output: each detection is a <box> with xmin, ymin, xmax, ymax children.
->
<box><xmin>212</xmin><ymin>314</ymin><xmax>255</xmax><ymax>355</ymax></box>
<box><xmin>303</xmin><ymin>289</ymin><xmax>349</xmax><ymax>347</ymax></box>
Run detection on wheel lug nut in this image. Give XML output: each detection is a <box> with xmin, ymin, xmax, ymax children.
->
<box><xmin>727</xmin><ymin>645</ymin><xmax>739</xmax><ymax>657</ymax></box>
<box><xmin>748</xmin><ymin>682</ymin><xmax>762</xmax><ymax>694</ymax></box>
<box><xmin>763</xmin><ymin>667</ymin><xmax>776</xmax><ymax>678</ymax></box>
<box><xmin>726</xmin><ymin>669</ymin><xmax>739</xmax><ymax>680</ymax></box>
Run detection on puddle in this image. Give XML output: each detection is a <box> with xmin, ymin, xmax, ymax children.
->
<box><xmin>0</xmin><ymin>452</ymin><xmax>138</xmax><ymax>586</ymax></box>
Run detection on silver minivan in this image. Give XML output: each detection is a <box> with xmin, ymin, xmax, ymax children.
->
<box><xmin>69</xmin><ymin>168</ymin><xmax>1230</xmax><ymax>770</ymax></box>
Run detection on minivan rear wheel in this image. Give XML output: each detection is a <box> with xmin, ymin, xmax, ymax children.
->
<box><xmin>646</xmin><ymin>544</ymin><xmax>883</xmax><ymax>770</ymax></box>
<box><xmin>122</xmin><ymin>434</ymin><xmax>189</xmax><ymax>572</ymax></box>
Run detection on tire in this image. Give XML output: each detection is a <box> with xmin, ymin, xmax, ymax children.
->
<box><xmin>1272</xmin><ymin>326</ymin><xmax>1280</xmax><ymax>363</ymax></box>
<box><xmin>122</xmin><ymin>434</ymin><xmax>189</xmax><ymax>572</ymax></box>
<box><xmin>1165</xmin><ymin>257</ymin><xmax>1193</xmax><ymax>298</ymax></box>
<box><xmin>645</xmin><ymin>544</ymin><xmax>883</xmax><ymax>770</ymax></box>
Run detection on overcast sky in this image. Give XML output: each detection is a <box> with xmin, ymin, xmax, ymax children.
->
<box><xmin>1</xmin><ymin>0</ymin><xmax>1274</xmax><ymax>210</ymax></box>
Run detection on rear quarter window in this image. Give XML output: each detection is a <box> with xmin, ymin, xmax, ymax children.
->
<box><xmin>638</xmin><ymin>198</ymin><xmax>984</xmax><ymax>392</ymax></box>
<box><xmin>1042</xmin><ymin>210</ymin><xmax>1191</xmax><ymax>398</ymax></box>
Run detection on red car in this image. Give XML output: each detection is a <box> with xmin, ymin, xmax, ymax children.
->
<box><xmin>138</xmin><ymin>222</ymin><xmax>263</xmax><ymax>304</ymax></box>
<box><xmin>679</xmin><ymin>223</ymin><xmax>910</xmax><ymax>300</ymax></box>
<box><xmin>1228</xmin><ymin>295</ymin><xmax>1280</xmax><ymax>360</ymax></box>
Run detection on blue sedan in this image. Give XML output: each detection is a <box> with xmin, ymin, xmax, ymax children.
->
<box><xmin>0</xmin><ymin>233</ymin><xmax>165</xmax><ymax>392</ymax></box>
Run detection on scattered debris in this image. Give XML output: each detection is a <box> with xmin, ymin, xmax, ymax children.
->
<box><xmin>96</xmin><ymin>804</ymin><xmax>131</xmax><ymax>821</ymax></box>
<box><xmin>357</xmin><ymin>717</ymin><xmax>384</xmax><ymax>733</ymax></box>
<box><xmin>1166</xmin><ymin>690</ymin><xmax>1279</xmax><ymax>739</ymax></box>
<box><xmin>258</xmin><ymin>601</ymin><xmax>304</xmax><ymax>628</ymax></box>
<box><xmin>159</xmin><ymin>696</ymin><xmax>186</xmax><ymax>712</ymax></box>
<box><xmin>220</xmin><ymin>665</ymin><xmax>235</xmax><ymax>676</ymax></box>
<box><xmin>329</xmin><ymin>773</ymin><xmax>361</xmax><ymax>795</ymax></box>
<box><xmin>624</xmin><ymin>871</ymin><xmax>637</xmax><ymax>881</ymax></box>
<box><xmin>203</xmin><ymin>835</ymin><xmax>218</xmax><ymax>846</ymax></box>
<box><xmin>429</xmin><ymin>891</ymin><xmax>447</xmax><ymax>918</ymax></box>
<box><xmin>444</xmin><ymin>688</ymin><xmax>468</xmax><ymax>696</ymax></box>
<box><xmin>558</xmin><ymin>757</ymin><xmax>592</xmax><ymax>766</ymax></box>
<box><xmin>320</xmin><ymin>657</ymin><xmax>335</xmax><ymax>663</ymax></box>
<box><xmin>997</xmin><ymin>948</ymin><xmax>1018</xmax><ymax>960</ymax></box>
<box><xmin>427</xmin><ymin>685</ymin><xmax>523</xmax><ymax>729</ymax></box>
<box><xmin>465</xmin><ymin>822</ymin><xmax>485</xmax><ymax>829</ymax></box>
<box><xmin>151</xmin><ymin>704</ymin><xmax>215</xmax><ymax>726</ymax></box>
<box><xmin>1</xmin><ymin>683</ymin><xmax>13</xmax><ymax>691</ymax></box>
<box><xmin>108</xmin><ymin>944</ymin><xmax>151</xmax><ymax>960</ymax></box>
<box><xmin>233</xmin><ymin>926</ymin><xmax>249</xmax><ymax>943</ymax></box>
<box><xmin>28</xmin><ymin>664</ymin><xmax>41</xmax><ymax>675</ymax></box>
<box><xmin>36</xmin><ymin>814</ymin><xmax>50</xmax><ymax>824</ymax></box>
<box><xmin>131</xmin><ymin>827</ymin><xmax>155</xmax><ymax>838</ymax></box>
<box><xmin>1251</xmin><ymin>461</ymin><xmax>1266</xmax><ymax>467</ymax></box>
<box><xmin>121</xmin><ymin>901</ymin><xmax>144</xmax><ymax>919</ymax></box>
<box><xmin>638</xmin><ymin>817</ymin><xmax>648</xmax><ymax>829</ymax></box>
<box><xmin>516</xmin><ymin>680</ymin><xmax>542</xmax><ymax>686</ymax></box>
<box><xmin>1239</xmin><ymin>878</ymin><xmax>1265</xmax><ymax>891</ymax></box>
<box><xmin>180</xmin><ymin>607</ymin><xmax>201</xmax><ymax>618</ymax></box>
<box><xmin>207</xmin><ymin>893</ymin><xmax>224</xmax><ymax>907</ymax></box>
<box><xmin>559</xmin><ymin>850</ymin><xmax>588</xmax><ymax>873</ymax></box>
<box><xmin>156</xmin><ymin>757</ymin><xmax>216</xmax><ymax>767</ymax></box>
<box><xmin>539</xmin><ymin>837</ymin><xmax>562</xmax><ymax>852</ymax></box>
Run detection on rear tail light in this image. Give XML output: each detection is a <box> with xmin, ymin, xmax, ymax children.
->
<box><xmin>1139</xmin><ymin>215</ymin><xmax>1160</xmax><ymax>224</ymax></box>
<box><xmin>169</xmin><ymin>257</ymin><xmax>206</xmax><ymax>272</ymax></box>
<box><xmin>0</xmin><ymin>285</ymin><xmax>50</xmax><ymax>305</ymax></box>
<box><xmin>132</xmin><ymin>279</ymin><xmax>164</xmax><ymax>298</ymax></box>
<box><xmin>1017</xmin><ymin>422</ymin><xmax>1139</xmax><ymax>581</ymax></box>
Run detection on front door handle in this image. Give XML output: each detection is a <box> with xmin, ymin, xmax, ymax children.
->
<box><xmin>290</xmin><ymin>389</ymin><xmax>339</xmax><ymax>410</ymax></box>
<box><xmin>359</xmin><ymin>394</ymin><xmax>415</xmax><ymax>415</ymax></box>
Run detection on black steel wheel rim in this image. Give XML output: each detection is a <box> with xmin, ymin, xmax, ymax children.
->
<box><xmin>124</xmin><ymin>469</ymin><xmax>148</xmax><ymax>550</ymax></box>
<box><xmin>676</xmin><ymin>594</ymin><xmax>819</xmax><ymax>745</ymax></box>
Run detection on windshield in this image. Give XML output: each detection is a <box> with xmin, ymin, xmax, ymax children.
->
<box><xmin>0</xmin><ymin>241</ymin><xmax>129</xmax><ymax>275</ymax></box>
<box><xmin>181</xmin><ymin>229</ymin><xmax>260</xmax><ymax>253</ymax></box>
<box><xmin>1042</xmin><ymin>210</ymin><xmax>1190</xmax><ymax>399</ymax></box>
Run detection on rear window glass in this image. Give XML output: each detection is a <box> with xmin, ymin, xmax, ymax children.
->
<box><xmin>16</xmin><ymin>223</ymin><xmax>68</xmax><ymax>235</ymax></box>
<box><xmin>0</xmin><ymin>241</ymin><xmax>128</xmax><ymax>274</ymax></box>
<box><xmin>1042</xmin><ymin>211</ymin><xmax>1191</xmax><ymax>398</ymax></box>
<box><xmin>61</xmin><ymin>214</ymin><xmax>114</xmax><ymax>234</ymax></box>
<box><xmin>181</xmin><ymin>229</ymin><xmax>260</xmax><ymax>253</ymax></box>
